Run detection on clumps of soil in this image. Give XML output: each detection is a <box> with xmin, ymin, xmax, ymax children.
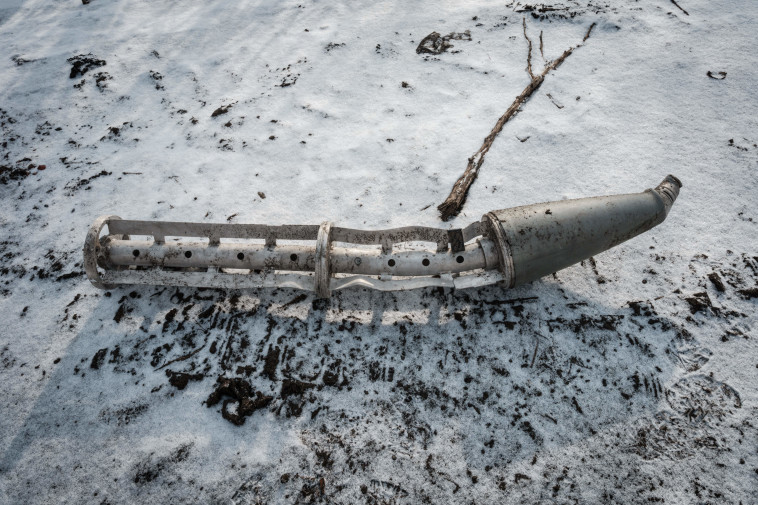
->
<box><xmin>148</xmin><ymin>70</ymin><xmax>164</xmax><ymax>90</ymax></box>
<box><xmin>206</xmin><ymin>377</ymin><xmax>273</xmax><ymax>425</ymax></box>
<box><xmin>1</xmin><ymin>154</ymin><xmax>50</xmax><ymax>184</ymax></box>
<box><xmin>100</xmin><ymin>121</ymin><xmax>134</xmax><ymax>141</ymax></box>
<box><xmin>728</xmin><ymin>138</ymin><xmax>756</xmax><ymax>152</ymax></box>
<box><xmin>275</xmin><ymin>62</ymin><xmax>301</xmax><ymax>87</ymax></box>
<box><xmin>67</xmin><ymin>53</ymin><xmax>106</xmax><ymax>79</ymax></box>
<box><xmin>113</xmin><ymin>303</ymin><xmax>127</xmax><ymax>323</ymax></box>
<box><xmin>416</xmin><ymin>30</ymin><xmax>471</xmax><ymax>55</ymax></box>
<box><xmin>324</xmin><ymin>42</ymin><xmax>345</xmax><ymax>52</ymax></box>
<box><xmin>63</xmin><ymin>169</ymin><xmax>112</xmax><ymax>194</ymax></box>
<box><xmin>211</xmin><ymin>104</ymin><xmax>233</xmax><ymax>117</ymax></box>
<box><xmin>280</xmin><ymin>378</ymin><xmax>316</xmax><ymax>397</ymax></box>
<box><xmin>94</xmin><ymin>71</ymin><xmax>112</xmax><ymax>91</ymax></box>
<box><xmin>278</xmin><ymin>75</ymin><xmax>298</xmax><ymax>87</ymax></box>
<box><xmin>1</xmin><ymin>163</ymin><xmax>35</xmax><ymax>185</ymax></box>
<box><xmin>685</xmin><ymin>292</ymin><xmax>718</xmax><ymax>315</ymax></box>
<box><xmin>90</xmin><ymin>347</ymin><xmax>108</xmax><ymax>369</ymax></box>
<box><xmin>262</xmin><ymin>345</ymin><xmax>280</xmax><ymax>380</ymax></box>
<box><xmin>166</xmin><ymin>370</ymin><xmax>204</xmax><ymax>390</ymax></box>
<box><xmin>708</xmin><ymin>272</ymin><xmax>726</xmax><ymax>292</ymax></box>
<box><xmin>546</xmin><ymin>314</ymin><xmax>622</xmax><ymax>333</ymax></box>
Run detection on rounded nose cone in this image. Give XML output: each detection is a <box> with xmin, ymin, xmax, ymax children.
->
<box><xmin>483</xmin><ymin>176</ymin><xmax>682</xmax><ymax>287</ymax></box>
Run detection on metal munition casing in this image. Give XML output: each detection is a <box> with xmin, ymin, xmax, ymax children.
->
<box><xmin>84</xmin><ymin>175</ymin><xmax>681</xmax><ymax>297</ymax></box>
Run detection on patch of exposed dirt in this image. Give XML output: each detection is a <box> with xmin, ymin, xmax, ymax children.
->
<box><xmin>206</xmin><ymin>377</ymin><xmax>273</xmax><ymax>425</ymax></box>
<box><xmin>67</xmin><ymin>53</ymin><xmax>106</xmax><ymax>79</ymax></box>
<box><xmin>166</xmin><ymin>370</ymin><xmax>204</xmax><ymax>390</ymax></box>
<box><xmin>416</xmin><ymin>30</ymin><xmax>471</xmax><ymax>55</ymax></box>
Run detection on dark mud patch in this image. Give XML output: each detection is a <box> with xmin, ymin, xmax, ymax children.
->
<box><xmin>67</xmin><ymin>53</ymin><xmax>106</xmax><ymax>79</ymax></box>
<box><xmin>685</xmin><ymin>292</ymin><xmax>717</xmax><ymax>315</ymax></box>
<box><xmin>262</xmin><ymin>345</ymin><xmax>280</xmax><ymax>380</ymax></box>
<box><xmin>416</xmin><ymin>30</ymin><xmax>471</xmax><ymax>55</ymax></box>
<box><xmin>0</xmin><ymin>164</ymin><xmax>34</xmax><ymax>185</ymax></box>
<box><xmin>90</xmin><ymin>347</ymin><xmax>108</xmax><ymax>369</ymax></box>
<box><xmin>113</xmin><ymin>303</ymin><xmax>127</xmax><ymax>323</ymax></box>
<box><xmin>281</xmin><ymin>378</ymin><xmax>316</xmax><ymax>397</ymax></box>
<box><xmin>708</xmin><ymin>272</ymin><xmax>726</xmax><ymax>292</ymax></box>
<box><xmin>166</xmin><ymin>370</ymin><xmax>204</xmax><ymax>390</ymax></box>
<box><xmin>211</xmin><ymin>104</ymin><xmax>233</xmax><ymax>117</ymax></box>
<box><xmin>206</xmin><ymin>377</ymin><xmax>273</xmax><ymax>426</ymax></box>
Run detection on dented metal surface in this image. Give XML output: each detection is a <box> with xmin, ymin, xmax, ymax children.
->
<box><xmin>84</xmin><ymin>176</ymin><xmax>681</xmax><ymax>297</ymax></box>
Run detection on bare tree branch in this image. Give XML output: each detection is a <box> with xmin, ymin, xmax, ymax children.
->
<box><xmin>583</xmin><ymin>21</ymin><xmax>596</xmax><ymax>42</ymax></box>
<box><xmin>437</xmin><ymin>22</ymin><xmax>597</xmax><ymax>221</ymax></box>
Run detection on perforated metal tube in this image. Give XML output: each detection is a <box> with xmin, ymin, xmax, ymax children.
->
<box><xmin>84</xmin><ymin>175</ymin><xmax>681</xmax><ymax>296</ymax></box>
<box><xmin>104</xmin><ymin>239</ymin><xmax>493</xmax><ymax>276</ymax></box>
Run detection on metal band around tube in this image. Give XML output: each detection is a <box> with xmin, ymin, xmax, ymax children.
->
<box><xmin>83</xmin><ymin>215</ymin><xmax>122</xmax><ymax>289</ymax></box>
<box><xmin>482</xmin><ymin>212</ymin><xmax>515</xmax><ymax>288</ymax></box>
<box><xmin>314</xmin><ymin>221</ymin><xmax>333</xmax><ymax>298</ymax></box>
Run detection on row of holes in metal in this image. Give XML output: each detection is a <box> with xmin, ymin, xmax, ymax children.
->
<box><xmin>132</xmin><ymin>249</ymin><xmax>465</xmax><ymax>266</ymax></box>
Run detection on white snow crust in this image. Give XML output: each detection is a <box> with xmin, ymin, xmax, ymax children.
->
<box><xmin>0</xmin><ymin>0</ymin><xmax>756</xmax><ymax>503</ymax></box>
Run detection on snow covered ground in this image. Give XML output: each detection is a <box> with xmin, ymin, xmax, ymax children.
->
<box><xmin>1</xmin><ymin>0</ymin><xmax>756</xmax><ymax>503</ymax></box>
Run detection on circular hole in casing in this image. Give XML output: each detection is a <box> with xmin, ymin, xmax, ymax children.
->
<box><xmin>388</xmin><ymin>259</ymin><xmax>396</xmax><ymax>267</ymax></box>
<box><xmin>456</xmin><ymin>255</ymin><xmax>464</xmax><ymax>264</ymax></box>
<box><xmin>290</xmin><ymin>254</ymin><xmax>298</xmax><ymax>262</ymax></box>
<box><xmin>132</xmin><ymin>249</ymin><xmax>140</xmax><ymax>257</ymax></box>
<box><xmin>184</xmin><ymin>251</ymin><xmax>192</xmax><ymax>259</ymax></box>
<box><xmin>237</xmin><ymin>252</ymin><xmax>244</xmax><ymax>260</ymax></box>
<box><xmin>422</xmin><ymin>258</ymin><xmax>430</xmax><ymax>267</ymax></box>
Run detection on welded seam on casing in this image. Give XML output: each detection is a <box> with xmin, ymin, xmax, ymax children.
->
<box><xmin>482</xmin><ymin>212</ymin><xmax>515</xmax><ymax>288</ymax></box>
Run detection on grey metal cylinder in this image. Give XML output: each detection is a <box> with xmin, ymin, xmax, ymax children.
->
<box><xmin>482</xmin><ymin>175</ymin><xmax>682</xmax><ymax>287</ymax></box>
<box><xmin>82</xmin><ymin>175</ymin><xmax>681</xmax><ymax>295</ymax></box>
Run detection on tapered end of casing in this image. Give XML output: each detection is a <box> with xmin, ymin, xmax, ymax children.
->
<box><xmin>483</xmin><ymin>176</ymin><xmax>682</xmax><ymax>287</ymax></box>
<box><xmin>654</xmin><ymin>174</ymin><xmax>682</xmax><ymax>216</ymax></box>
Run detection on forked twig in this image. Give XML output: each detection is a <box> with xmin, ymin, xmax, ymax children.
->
<box><xmin>437</xmin><ymin>21</ymin><xmax>597</xmax><ymax>221</ymax></box>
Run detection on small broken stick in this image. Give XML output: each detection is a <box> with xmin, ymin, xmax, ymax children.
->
<box><xmin>546</xmin><ymin>93</ymin><xmax>564</xmax><ymax>109</ymax></box>
<box><xmin>437</xmin><ymin>21</ymin><xmax>596</xmax><ymax>221</ymax></box>
<box><xmin>670</xmin><ymin>0</ymin><xmax>689</xmax><ymax>15</ymax></box>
